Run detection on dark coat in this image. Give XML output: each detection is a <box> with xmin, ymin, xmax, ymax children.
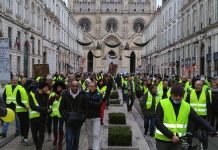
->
<box><xmin>59</xmin><ymin>90</ymin><xmax>86</xmax><ymax>126</ymax></box>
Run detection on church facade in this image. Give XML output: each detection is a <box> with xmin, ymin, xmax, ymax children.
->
<box><xmin>69</xmin><ymin>0</ymin><xmax>156</xmax><ymax>73</ymax></box>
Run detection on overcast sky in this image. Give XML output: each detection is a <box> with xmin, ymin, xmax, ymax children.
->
<box><xmin>157</xmin><ymin>0</ymin><xmax>162</xmax><ymax>7</ymax></box>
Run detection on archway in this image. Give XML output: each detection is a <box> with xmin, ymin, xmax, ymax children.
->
<box><xmin>87</xmin><ymin>51</ymin><xmax>93</xmax><ymax>72</ymax></box>
<box><xmin>24</xmin><ymin>41</ymin><xmax>29</xmax><ymax>77</ymax></box>
<box><xmin>130</xmin><ymin>52</ymin><xmax>136</xmax><ymax>73</ymax></box>
<box><xmin>200</xmin><ymin>43</ymin><xmax>205</xmax><ymax>75</ymax></box>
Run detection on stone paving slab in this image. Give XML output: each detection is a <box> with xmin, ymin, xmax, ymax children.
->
<box><xmin>1</xmin><ymin>124</ymin><xmax>89</xmax><ymax>150</ymax></box>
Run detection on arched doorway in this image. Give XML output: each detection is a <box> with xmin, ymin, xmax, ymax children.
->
<box><xmin>24</xmin><ymin>41</ymin><xmax>29</xmax><ymax>77</ymax></box>
<box><xmin>130</xmin><ymin>51</ymin><xmax>136</xmax><ymax>73</ymax></box>
<box><xmin>200</xmin><ymin>43</ymin><xmax>205</xmax><ymax>75</ymax></box>
<box><xmin>87</xmin><ymin>51</ymin><xmax>93</xmax><ymax>72</ymax></box>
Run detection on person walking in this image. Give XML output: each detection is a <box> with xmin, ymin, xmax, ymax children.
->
<box><xmin>49</xmin><ymin>81</ymin><xmax>66</xmax><ymax>150</ymax></box>
<box><xmin>85</xmin><ymin>82</ymin><xmax>102</xmax><ymax>150</ymax></box>
<box><xmin>59</xmin><ymin>80</ymin><xmax>86</xmax><ymax>150</ymax></box>
<box><xmin>29</xmin><ymin>81</ymin><xmax>50</xmax><ymax>150</ymax></box>
<box><xmin>186</xmin><ymin>80</ymin><xmax>211</xmax><ymax>149</ymax></box>
<box><xmin>155</xmin><ymin>83</ymin><xmax>216</xmax><ymax>150</ymax></box>
<box><xmin>16</xmin><ymin>77</ymin><xmax>30</xmax><ymax>146</ymax></box>
<box><xmin>0</xmin><ymin>76</ymin><xmax>21</xmax><ymax>138</ymax></box>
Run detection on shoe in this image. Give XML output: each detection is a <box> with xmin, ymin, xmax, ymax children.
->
<box><xmin>15</xmin><ymin>132</ymin><xmax>20</xmax><ymax>137</ymax></box>
<box><xmin>23</xmin><ymin>139</ymin><xmax>29</xmax><ymax>146</ymax></box>
<box><xmin>0</xmin><ymin>133</ymin><xmax>6</xmax><ymax>138</ymax></box>
<box><xmin>48</xmin><ymin>134</ymin><xmax>51</xmax><ymax>141</ymax></box>
<box><xmin>20</xmin><ymin>137</ymin><xmax>24</xmax><ymax>143</ymax></box>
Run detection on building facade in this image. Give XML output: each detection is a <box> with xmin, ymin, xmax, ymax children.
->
<box><xmin>69</xmin><ymin>0</ymin><xmax>156</xmax><ymax>73</ymax></box>
<box><xmin>0</xmin><ymin>0</ymin><xmax>83</xmax><ymax>77</ymax></box>
<box><xmin>142</xmin><ymin>9</ymin><xmax>161</xmax><ymax>75</ymax></box>
<box><xmin>143</xmin><ymin>0</ymin><xmax>218</xmax><ymax>78</ymax></box>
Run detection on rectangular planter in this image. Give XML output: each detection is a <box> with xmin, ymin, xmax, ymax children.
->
<box><xmin>101</xmin><ymin>127</ymin><xmax>139</xmax><ymax>150</ymax></box>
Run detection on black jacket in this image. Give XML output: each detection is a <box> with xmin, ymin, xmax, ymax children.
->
<box><xmin>155</xmin><ymin>98</ymin><xmax>216</xmax><ymax>141</ymax></box>
<box><xmin>85</xmin><ymin>90</ymin><xmax>102</xmax><ymax>119</ymax></box>
<box><xmin>211</xmin><ymin>89</ymin><xmax>218</xmax><ymax>113</ymax></box>
<box><xmin>59</xmin><ymin>90</ymin><xmax>86</xmax><ymax>123</ymax></box>
<box><xmin>29</xmin><ymin>90</ymin><xmax>49</xmax><ymax>119</ymax></box>
<box><xmin>0</xmin><ymin>97</ymin><xmax>7</xmax><ymax>117</ymax></box>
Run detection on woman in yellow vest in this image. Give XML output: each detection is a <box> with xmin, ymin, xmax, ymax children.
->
<box><xmin>48</xmin><ymin>81</ymin><xmax>66</xmax><ymax>150</ymax></box>
<box><xmin>155</xmin><ymin>83</ymin><xmax>216</xmax><ymax>150</ymax></box>
<box><xmin>29</xmin><ymin>82</ymin><xmax>51</xmax><ymax>150</ymax></box>
<box><xmin>97</xmin><ymin>79</ymin><xmax>107</xmax><ymax>125</ymax></box>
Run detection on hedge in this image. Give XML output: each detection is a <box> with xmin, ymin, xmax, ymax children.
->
<box><xmin>110</xmin><ymin>91</ymin><xmax>119</xmax><ymax>99</ymax></box>
<box><xmin>109</xmin><ymin>112</ymin><xmax>126</xmax><ymax>125</ymax></box>
<box><xmin>110</xmin><ymin>99</ymin><xmax>120</xmax><ymax>104</ymax></box>
<box><xmin>108</xmin><ymin>126</ymin><xmax>132</xmax><ymax>146</ymax></box>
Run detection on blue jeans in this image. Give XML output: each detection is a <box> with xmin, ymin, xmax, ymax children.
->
<box><xmin>2</xmin><ymin>112</ymin><xmax>20</xmax><ymax>135</ymax></box>
<box><xmin>65</xmin><ymin>124</ymin><xmax>81</xmax><ymax>150</ymax></box>
<box><xmin>123</xmin><ymin>94</ymin><xmax>128</xmax><ymax>103</ymax></box>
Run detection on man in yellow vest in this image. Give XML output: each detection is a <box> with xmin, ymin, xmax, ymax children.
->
<box><xmin>155</xmin><ymin>83</ymin><xmax>216</xmax><ymax>150</ymax></box>
<box><xmin>16</xmin><ymin>77</ymin><xmax>30</xmax><ymax>146</ymax></box>
<box><xmin>0</xmin><ymin>76</ymin><xmax>21</xmax><ymax>138</ymax></box>
<box><xmin>29</xmin><ymin>81</ymin><xmax>50</xmax><ymax>150</ymax></box>
<box><xmin>140</xmin><ymin>85</ymin><xmax>158</xmax><ymax>136</ymax></box>
<box><xmin>186</xmin><ymin>80</ymin><xmax>211</xmax><ymax>149</ymax></box>
<box><xmin>127</xmin><ymin>76</ymin><xmax>135</xmax><ymax>112</ymax></box>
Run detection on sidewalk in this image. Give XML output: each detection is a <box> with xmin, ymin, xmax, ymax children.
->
<box><xmin>1</xmin><ymin>123</ymin><xmax>89</xmax><ymax>150</ymax></box>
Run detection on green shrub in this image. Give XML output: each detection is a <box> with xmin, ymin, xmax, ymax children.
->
<box><xmin>110</xmin><ymin>91</ymin><xmax>119</xmax><ymax>99</ymax></box>
<box><xmin>110</xmin><ymin>99</ymin><xmax>120</xmax><ymax>104</ymax></box>
<box><xmin>108</xmin><ymin>126</ymin><xmax>132</xmax><ymax>146</ymax></box>
<box><xmin>109</xmin><ymin>112</ymin><xmax>126</xmax><ymax>124</ymax></box>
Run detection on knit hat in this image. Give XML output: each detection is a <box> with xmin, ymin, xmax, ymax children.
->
<box><xmin>171</xmin><ymin>83</ymin><xmax>184</xmax><ymax>96</ymax></box>
<box><xmin>38</xmin><ymin>82</ymin><xmax>49</xmax><ymax>89</ymax></box>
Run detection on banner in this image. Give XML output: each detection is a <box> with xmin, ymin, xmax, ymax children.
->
<box><xmin>0</xmin><ymin>38</ymin><xmax>10</xmax><ymax>83</ymax></box>
<box><xmin>108</xmin><ymin>63</ymin><xmax>118</xmax><ymax>75</ymax></box>
<box><xmin>33</xmin><ymin>64</ymin><xmax>50</xmax><ymax>78</ymax></box>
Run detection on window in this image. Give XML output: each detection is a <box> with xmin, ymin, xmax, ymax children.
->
<box><xmin>8</xmin><ymin>27</ymin><xmax>12</xmax><ymax>48</ymax></box>
<box><xmin>6</xmin><ymin>0</ymin><xmax>12</xmax><ymax>9</ymax></box>
<box><xmin>115</xmin><ymin>9</ymin><xmax>117</xmax><ymax>12</ymax></box>
<box><xmin>38</xmin><ymin>59</ymin><xmax>40</xmax><ymax>64</ymax></box>
<box><xmin>200</xmin><ymin>5</ymin><xmax>205</xmax><ymax>29</ymax></box>
<box><xmin>32</xmin><ymin>58</ymin><xmax>34</xmax><ymax>65</ymax></box>
<box><xmin>31</xmin><ymin>37</ymin><xmax>35</xmax><ymax>54</ymax></box>
<box><xmin>174</xmin><ymin>3</ymin><xmax>176</xmax><ymax>17</ymax></box>
<box><xmin>169</xmin><ymin>7</ymin><xmax>172</xmax><ymax>20</ymax></box>
<box><xmin>38</xmin><ymin>40</ymin><xmax>40</xmax><ymax>55</ymax></box>
<box><xmin>48</xmin><ymin>22</ymin><xmax>51</xmax><ymax>39</ymax></box>
<box><xmin>31</xmin><ymin>3</ymin><xmax>35</xmax><ymax>25</ymax></box>
<box><xmin>17</xmin><ymin>56</ymin><xmax>20</xmax><ymax>73</ymax></box>
<box><xmin>142</xmin><ymin>9</ymin><xmax>144</xmax><ymax>12</ymax></box>
<box><xmin>44</xmin><ymin>18</ymin><xmax>47</xmax><ymax>37</ymax></box>
<box><xmin>193</xmin><ymin>10</ymin><xmax>197</xmax><ymax>32</ymax></box>
<box><xmin>17</xmin><ymin>0</ymin><xmax>22</xmax><ymax>16</ymax></box>
<box><xmin>17</xmin><ymin>31</ymin><xmax>21</xmax><ymax>51</ymax></box>
<box><xmin>134</xmin><ymin>9</ymin><xmax>136</xmax><ymax>12</ymax></box>
<box><xmin>37</xmin><ymin>7</ymin><xmax>41</xmax><ymax>29</ymax></box>
<box><xmin>215</xmin><ymin>0</ymin><xmax>218</xmax><ymax>21</ymax></box>
<box><xmin>24</xmin><ymin>0</ymin><xmax>29</xmax><ymax>21</ymax></box>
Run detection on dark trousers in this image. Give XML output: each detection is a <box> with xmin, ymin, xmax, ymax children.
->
<box><xmin>46</xmin><ymin>116</ymin><xmax>52</xmax><ymax>135</ymax></box>
<box><xmin>65</xmin><ymin>124</ymin><xmax>81</xmax><ymax>150</ymax></box>
<box><xmin>187</xmin><ymin>116</ymin><xmax>208</xmax><ymax>149</ymax></box>
<box><xmin>127</xmin><ymin>94</ymin><xmax>135</xmax><ymax>110</ymax></box>
<box><xmin>17</xmin><ymin>112</ymin><xmax>29</xmax><ymax>139</ymax></box>
<box><xmin>210</xmin><ymin>109</ymin><xmax>218</xmax><ymax>130</ymax></box>
<box><xmin>144</xmin><ymin>115</ymin><xmax>155</xmax><ymax>136</ymax></box>
<box><xmin>31</xmin><ymin>118</ymin><xmax>46</xmax><ymax>150</ymax></box>
<box><xmin>52</xmin><ymin>116</ymin><xmax>64</xmax><ymax>135</ymax></box>
<box><xmin>156</xmin><ymin>140</ymin><xmax>182</xmax><ymax>150</ymax></box>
